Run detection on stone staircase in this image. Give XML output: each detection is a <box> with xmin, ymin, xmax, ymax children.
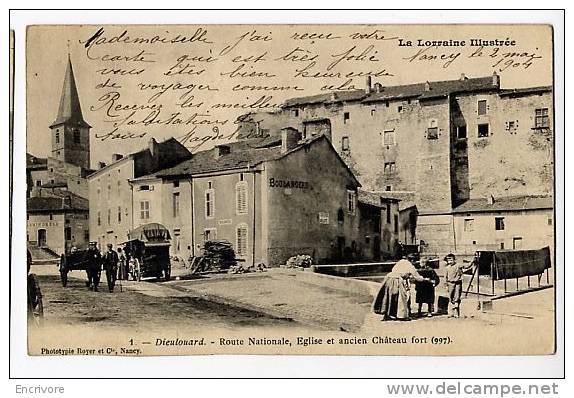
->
<box><xmin>27</xmin><ymin>244</ymin><xmax>60</xmax><ymax>264</ymax></box>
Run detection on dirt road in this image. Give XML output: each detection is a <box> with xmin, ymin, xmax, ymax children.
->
<box><xmin>33</xmin><ymin>267</ymin><xmax>302</xmax><ymax>333</ymax></box>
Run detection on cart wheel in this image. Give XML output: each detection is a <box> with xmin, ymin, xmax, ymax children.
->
<box><xmin>28</xmin><ymin>274</ymin><xmax>44</xmax><ymax>328</ymax></box>
<box><xmin>60</xmin><ymin>270</ymin><xmax>68</xmax><ymax>287</ymax></box>
<box><xmin>135</xmin><ymin>259</ymin><xmax>141</xmax><ymax>282</ymax></box>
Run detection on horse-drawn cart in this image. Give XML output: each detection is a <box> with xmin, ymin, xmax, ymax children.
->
<box><xmin>123</xmin><ymin>223</ymin><xmax>172</xmax><ymax>282</ymax></box>
<box><xmin>59</xmin><ymin>248</ymin><xmax>99</xmax><ymax>287</ymax></box>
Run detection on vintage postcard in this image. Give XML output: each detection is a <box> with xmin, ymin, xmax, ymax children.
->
<box><xmin>25</xmin><ymin>24</ymin><xmax>556</xmax><ymax>356</ymax></box>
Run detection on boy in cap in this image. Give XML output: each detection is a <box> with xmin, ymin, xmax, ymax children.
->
<box><xmin>443</xmin><ymin>253</ymin><xmax>474</xmax><ymax>318</ymax></box>
<box><xmin>415</xmin><ymin>258</ymin><xmax>440</xmax><ymax>317</ymax></box>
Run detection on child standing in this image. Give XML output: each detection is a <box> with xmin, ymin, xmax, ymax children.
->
<box><xmin>443</xmin><ymin>253</ymin><xmax>474</xmax><ymax>318</ymax></box>
<box><xmin>415</xmin><ymin>259</ymin><xmax>440</xmax><ymax>317</ymax></box>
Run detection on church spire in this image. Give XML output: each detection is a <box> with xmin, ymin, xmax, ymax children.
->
<box><xmin>50</xmin><ymin>55</ymin><xmax>91</xmax><ymax>128</ymax></box>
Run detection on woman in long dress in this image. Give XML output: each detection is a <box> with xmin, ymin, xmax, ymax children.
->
<box><xmin>373</xmin><ymin>254</ymin><xmax>428</xmax><ymax>320</ymax></box>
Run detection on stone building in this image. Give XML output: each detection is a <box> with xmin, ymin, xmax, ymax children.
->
<box><xmin>26</xmin><ymin>56</ymin><xmax>95</xmax><ymax>258</ymax></box>
<box><xmin>27</xmin><ymin>193</ymin><xmax>89</xmax><ymax>256</ymax></box>
<box><xmin>87</xmin><ymin>137</ymin><xmax>192</xmax><ymax>250</ymax></box>
<box><xmin>238</xmin><ymin>74</ymin><xmax>553</xmax><ymax>254</ymax></box>
<box><xmin>450</xmin><ymin>195</ymin><xmax>553</xmax><ymax>256</ymax></box>
<box><xmin>129</xmin><ymin>131</ymin><xmax>401</xmax><ymax>266</ymax></box>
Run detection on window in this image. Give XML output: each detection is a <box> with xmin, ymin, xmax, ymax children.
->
<box><xmin>205</xmin><ymin>188</ymin><xmax>214</xmax><ymax>218</ymax></box>
<box><xmin>495</xmin><ymin>217</ymin><xmax>505</xmax><ymax>231</ymax></box>
<box><xmin>500</xmin><ymin>242</ymin><xmax>505</xmax><ymax>250</ymax></box>
<box><xmin>457</xmin><ymin>125</ymin><xmax>467</xmax><ymax>140</ymax></box>
<box><xmin>427</xmin><ymin>127</ymin><xmax>438</xmax><ymax>140</ymax></box>
<box><xmin>139</xmin><ymin>185</ymin><xmax>150</xmax><ymax>191</ymax></box>
<box><xmin>84</xmin><ymin>230</ymin><xmax>89</xmax><ymax>242</ymax></box>
<box><xmin>140</xmin><ymin>201</ymin><xmax>150</xmax><ymax>220</ymax></box>
<box><xmin>343</xmin><ymin>112</ymin><xmax>350</xmax><ymax>124</ymax></box>
<box><xmin>513</xmin><ymin>237</ymin><xmax>523</xmax><ymax>250</ymax></box>
<box><xmin>73</xmin><ymin>129</ymin><xmax>81</xmax><ymax>144</ymax></box>
<box><xmin>397</xmin><ymin>105</ymin><xmax>403</xmax><ymax>113</ymax></box>
<box><xmin>239</xmin><ymin>173</ymin><xmax>244</xmax><ymax>182</ymax></box>
<box><xmin>383</xmin><ymin>130</ymin><xmax>396</xmax><ymax>146</ymax></box>
<box><xmin>394</xmin><ymin>214</ymin><xmax>399</xmax><ymax>234</ymax></box>
<box><xmin>117</xmin><ymin>180</ymin><xmax>121</xmax><ymax>192</ymax></box>
<box><xmin>117</xmin><ymin>206</ymin><xmax>122</xmax><ymax>223</ymax></box>
<box><xmin>464</xmin><ymin>218</ymin><xmax>474</xmax><ymax>232</ymax></box>
<box><xmin>385</xmin><ymin>185</ymin><xmax>392</xmax><ymax>191</ymax></box>
<box><xmin>384</xmin><ymin>162</ymin><xmax>396</xmax><ymax>174</ymax></box>
<box><xmin>36</xmin><ymin>180</ymin><xmax>41</xmax><ymax>186</ymax></box>
<box><xmin>292</xmin><ymin>109</ymin><xmax>299</xmax><ymax>117</ymax></box>
<box><xmin>97</xmin><ymin>211</ymin><xmax>101</xmax><ymax>226</ymax></box>
<box><xmin>107</xmin><ymin>183</ymin><xmax>111</xmax><ymax>199</ymax></box>
<box><xmin>236</xmin><ymin>224</ymin><xmax>248</xmax><ymax>256</ymax></box>
<box><xmin>107</xmin><ymin>209</ymin><xmax>111</xmax><ymax>225</ymax></box>
<box><xmin>535</xmin><ymin>108</ymin><xmax>549</xmax><ymax>128</ymax></box>
<box><xmin>341</xmin><ymin>136</ymin><xmax>350</xmax><ymax>151</ymax></box>
<box><xmin>55</xmin><ymin>132</ymin><xmax>60</xmax><ymax>144</ymax></box>
<box><xmin>371</xmin><ymin>109</ymin><xmax>376</xmax><ymax>116</ymax></box>
<box><xmin>347</xmin><ymin>190</ymin><xmax>356</xmax><ymax>215</ymax></box>
<box><xmin>337</xmin><ymin>208</ymin><xmax>345</xmax><ymax>224</ymax></box>
<box><xmin>477</xmin><ymin>100</ymin><xmax>487</xmax><ymax>115</ymax></box>
<box><xmin>478</xmin><ymin>123</ymin><xmax>490</xmax><ymax>138</ymax></box>
<box><xmin>49</xmin><ymin>214</ymin><xmax>53</xmax><ymax>221</ymax></box>
<box><xmin>173</xmin><ymin>180</ymin><xmax>180</xmax><ymax>188</ymax></box>
<box><xmin>236</xmin><ymin>181</ymin><xmax>248</xmax><ymax>215</ymax></box>
<box><xmin>173</xmin><ymin>192</ymin><xmax>180</xmax><ymax>217</ymax></box>
<box><xmin>548</xmin><ymin>216</ymin><xmax>553</xmax><ymax>226</ymax></box>
<box><xmin>204</xmin><ymin>228</ymin><xmax>217</xmax><ymax>242</ymax></box>
<box><xmin>65</xmin><ymin>227</ymin><xmax>72</xmax><ymax>241</ymax></box>
<box><xmin>386</xmin><ymin>204</ymin><xmax>391</xmax><ymax>224</ymax></box>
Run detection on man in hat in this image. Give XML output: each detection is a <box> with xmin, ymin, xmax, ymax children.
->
<box><xmin>86</xmin><ymin>242</ymin><xmax>102</xmax><ymax>291</ymax></box>
<box><xmin>443</xmin><ymin>253</ymin><xmax>474</xmax><ymax>318</ymax></box>
<box><xmin>103</xmin><ymin>243</ymin><xmax>119</xmax><ymax>293</ymax></box>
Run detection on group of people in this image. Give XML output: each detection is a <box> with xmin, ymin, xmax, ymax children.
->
<box><xmin>372</xmin><ymin>253</ymin><xmax>474</xmax><ymax>320</ymax></box>
<box><xmin>84</xmin><ymin>242</ymin><xmax>126</xmax><ymax>293</ymax></box>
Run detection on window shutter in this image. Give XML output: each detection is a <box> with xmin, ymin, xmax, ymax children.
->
<box><xmin>236</xmin><ymin>224</ymin><xmax>248</xmax><ymax>256</ymax></box>
<box><xmin>236</xmin><ymin>182</ymin><xmax>248</xmax><ymax>215</ymax></box>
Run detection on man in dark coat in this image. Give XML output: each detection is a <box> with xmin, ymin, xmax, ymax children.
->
<box><xmin>103</xmin><ymin>243</ymin><xmax>119</xmax><ymax>293</ymax></box>
<box><xmin>86</xmin><ymin>242</ymin><xmax>102</xmax><ymax>291</ymax></box>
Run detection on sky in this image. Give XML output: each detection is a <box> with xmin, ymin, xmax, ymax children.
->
<box><xmin>26</xmin><ymin>24</ymin><xmax>553</xmax><ymax>168</ymax></box>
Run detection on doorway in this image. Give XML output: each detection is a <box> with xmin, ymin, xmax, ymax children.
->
<box><xmin>37</xmin><ymin>229</ymin><xmax>47</xmax><ymax>247</ymax></box>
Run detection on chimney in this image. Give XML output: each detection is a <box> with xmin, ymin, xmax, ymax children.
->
<box><xmin>374</xmin><ymin>82</ymin><xmax>383</xmax><ymax>93</ymax></box>
<box><xmin>98</xmin><ymin>161</ymin><xmax>107</xmax><ymax>169</ymax></box>
<box><xmin>148</xmin><ymin>137</ymin><xmax>158</xmax><ymax>158</ymax></box>
<box><xmin>460</xmin><ymin>73</ymin><xmax>467</xmax><ymax>81</ymax></box>
<box><xmin>365</xmin><ymin>76</ymin><xmax>372</xmax><ymax>94</ymax></box>
<box><xmin>492</xmin><ymin>71</ymin><xmax>500</xmax><ymax>87</ymax></box>
<box><xmin>214</xmin><ymin>144</ymin><xmax>231</xmax><ymax>159</ymax></box>
<box><xmin>281</xmin><ymin>127</ymin><xmax>301</xmax><ymax>154</ymax></box>
<box><xmin>424</xmin><ymin>81</ymin><xmax>431</xmax><ymax>91</ymax></box>
<box><xmin>487</xmin><ymin>194</ymin><xmax>495</xmax><ymax>205</ymax></box>
<box><xmin>112</xmin><ymin>153</ymin><xmax>123</xmax><ymax>162</ymax></box>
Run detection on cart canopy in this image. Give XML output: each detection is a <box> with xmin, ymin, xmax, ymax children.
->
<box><xmin>128</xmin><ymin>223</ymin><xmax>171</xmax><ymax>243</ymax></box>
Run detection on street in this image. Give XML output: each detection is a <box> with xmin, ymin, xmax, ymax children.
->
<box><xmin>32</xmin><ymin>264</ymin><xmax>303</xmax><ymax>333</ymax></box>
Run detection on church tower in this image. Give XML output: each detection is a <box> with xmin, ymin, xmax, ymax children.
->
<box><xmin>49</xmin><ymin>55</ymin><xmax>91</xmax><ymax>169</ymax></box>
